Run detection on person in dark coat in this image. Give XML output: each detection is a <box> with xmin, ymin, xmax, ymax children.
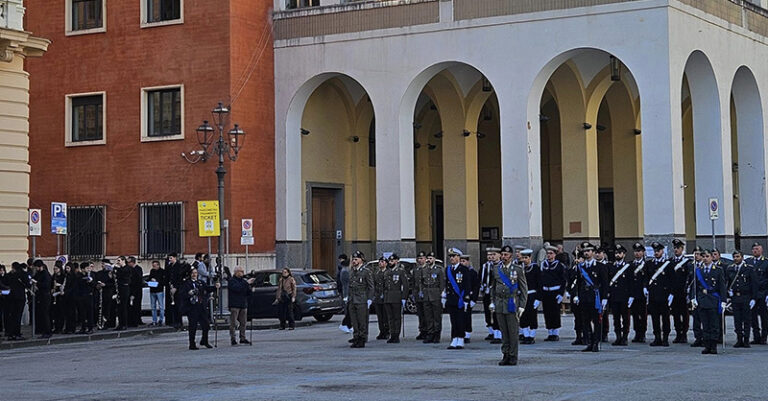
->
<box><xmin>444</xmin><ymin>248</ymin><xmax>473</xmax><ymax>350</ymax></box>
<box><xmin>165</xmin><ymin>253</ymin><xmax>183</xmax><ymax>329</ymax></box>
<box><xmin>127</xmin><ymin>257</ymin><xmax>144</xmax><ymax>327</ymax></box>
<box><xmin>4</xmin><ymin>262</ymin><xmax>30</xmax><ymax>340</ymax></box>
<box><xmin>113</xmin><ymin>257</ymin><xmax>132</xmax><ymax>331</ymax></box>
<box><xmin>74</xmin><ymin>262</ymin><xmax>95</xmax><ymax>334</ymax></box>
<box><xmin>607</xmin><ymin>245</ymin><xmax>632</xmax><ymax>346</ymax></box>
<box><xmin>95</xmin><ymin>259</ymin><xmax>116</xmax><ymax>329</ymax></box>
<box><xmin>0</xmin><ymin>265</ymin><xmax>7</xmax><ymax>333</ymax></box>
<box><xmin>181</xmin><ymin>267</ymin><xmax>219</xmax><ymax>350</ymax></box>
<box><xmin>518</xmin><ymin>249</ymin><xmax>541</xmax><ymax>345</ymax></box>
<box><xmin>33</xmin><ymin>260</ymin><xmax>52</xmax><ymax>338</ymax></box>
<box><xmin>691</xmin><ymin>249</ymin><xmax>727</xmax><ymax>354</ymax></box>
<box><xmin>228</xmin><ymin>266</ymin><xmax>255</xmax><ymax>345</ymax></box>
<box><xmin>573</xmin><ymin>243</ymin><xmax>609</xmax><ymax>352</ymax></box>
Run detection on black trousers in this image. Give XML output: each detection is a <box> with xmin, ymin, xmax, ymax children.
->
<box><xmin>692</xmin><ymin>308</ymin><xmax>702</xmax><ymax>340</ymax></box>
<box><xmin>579</xmin><ymin>304</ymin><xmax>601</xmax><ymax>346</ymax></box>
<box><xmin>541</xmin><ymin>291</ymin><xmax>561</xmax><ymax>329</ymax></box>
<box><xmin>341</xmin><ymin>302</ymin><xmax>351</xmax><ymax>328</ymax></box>
<box><xmin>278</xmin><ymin>299</ymin><xmax>295</xmax><ymax>329</ymax></box>
<box><xmin>733</xmin><ymin>302</ymin><xmax>751</xmax><ymax>339</ymax></box>
<box><xmin>117</xmin><ymin>285</ymin><xmax>130</xmax><ymax>328</ymax></box>
<box><xmin>165</xmin><ymin>289</ymin><xmax>178</xmax><ymax>326</ymax></box>
<box><xmin>751</xmin><ymin>300</ymin><xmax>768</xmax><ymax>341</ymax></box>
<box><xmin>101</xmin><ymin>290</ymin><xmax>116</xmax><ymax>328</ymax></box>
<box><xmin>700</xmin><ymin>307</ymin><xmax>720</xmax><ymax>343</ymax></box>
<box><xmin>630</xmin><ymin>298</ymin><xmax>647</xmax><ymax>337</ymax></box>
<box><xmin>76</xmin><ymin>296</ymin><xmax>93</xmax><ymax>331</ymax></box>
<box><xmin>64</xmin><ymin>296</ymin><xmax>77</xmax><ymax>332</ymax></box>
<box><xmin>375</xmin><ymin>303</ymin><xmax>389</xmax><ymax>336</ymax></box>
<box><xmin>384</xmin><ymin>303</ymin><xmax>402</xmax><ymax>338</ymax></box>
<box><xmin>187</xmin><ymin>305</ymin><xmax>210</xmax><ymax>345</ymax></box>
<box><xmin>447</xmin><ymin>304</ymin><xmax>467</xmax><ymax>338</ymax></box>
<box><xmin>464</xmin><ymin>305</ymin><xmax>473</xmax><ymax>333</ymax></box>
<box><xmin>519</xmin><ymin>300</ymin><xmax>538</xmax><ymax>330</ymax></box>
<box><xmin>416</xmin><ymin>300</ymin><xmax>426</xmax><ymax>334</ymax></box>
<box><xmin>36</xmin><ymin>295</ymin><xmax>52</xmax><ymax>335</ymax></box>
<box><xmin>52</xmin><ymin>297</ymin><xmax>65</xmax><ymax>332</ymax></box>
<box><xmin>601</xmin><ymin>305</ymin><xmax>611</xmax><ymax>337</ymax></box>
<box><xmin>483</xmin><ymin>295</ymin><xmax>498</xmax><ymax>330</ymax></box>
<box><xmin>4</xmin><ymin>298</ymin><xmax>24</xmax><ymax>337</ymax></box>
<box><xmin>129</xmin><ymin>289</ymin><xmax>142</xmax><ymax>327</ymax></box>
<box><xmin>571</xmin><ymin>302</ymin><xmax>583</xmax><ymax>336</ymax></box>
<box><xmin>648</xmin><ymin>300</ymin><xmax>671</xmax><ymax>338</ymax></box>
<box><xmin>671</xmin><ymin>296</ymin><xmax>689</xmax><ymax>336</ymax></box>
<box><xmin>610</xmin><ymin>301</ymin><xmax>630</xmax><ymax>338</ymax></box>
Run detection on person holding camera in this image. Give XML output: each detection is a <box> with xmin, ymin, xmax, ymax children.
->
<box><xmin>181</xmin><ymin>267</ymin><xmax>219</xmax><ymax>350</ymax></box>
<box><xmin>228</xmin><ymin>266</ymin><xmax>255</xmax><ymax>345</ymax></box>
<box><xmin>274</xmin><ymin>268</ymin><xmax>297</xmax><ymax>330</ymax></box>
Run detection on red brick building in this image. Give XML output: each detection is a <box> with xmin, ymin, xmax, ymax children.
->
<box><xmin>25</xmin><ymin>0</ymin><xmax>275</xmax><ymax>266</ymax></box>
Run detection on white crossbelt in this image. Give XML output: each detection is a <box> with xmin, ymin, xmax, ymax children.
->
<box><xmin>633</xmin><ymin>261</ymin><xmax>645</xmax><ymax>275</ymax></box>
<box><xmin>649</xmin><ymin>261</ymin><xmax>670</xmax><ymax>284</ymax></box>
<box><xmin>610</xmin><ymin>264</ymin><xmax>630</xmax><ymax>286</ymax></box>
<box><xmin>673</xmin><ymin>259</ymin><xmax>687</xmax><ymax>271</ymax></box>
<box><xmin>527</xmin><ymin>290</ymin><xmax>537</xmax><ymax>294</ymax></box>
<box><xmin>543</xmin><ymin>285</ymin><xmax>561</xmax><ymax>291</ymax></box>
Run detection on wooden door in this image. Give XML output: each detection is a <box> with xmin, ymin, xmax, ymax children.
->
<box><xmin>312</xmin><ymin>188</ymin><xmax>336</xmax><ymax>274</ymax></box>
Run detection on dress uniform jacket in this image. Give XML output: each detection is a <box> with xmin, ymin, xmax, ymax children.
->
<box><xmin>669</xmin><ymin>255</ymin><xmax>692</xmax><ymax>297</ymax></box>
<box><xmin>383</xmin><ymin>264</ymin><xmax>409</xmax><ymax>303</ymax></box>
<box><xmin>629</xmin><ymin>258</ymin><xmax>648</xmax><ymax>300</ymax></box>
<box><xmin>540</xmin><ymin>260</ymin><xmax>565</xmax><ymax>296</ymax></box>
<box><xmin>491</xmin><ymin>262</ymin><xmax>528</xmax><ymax>314</ymax></box>
<box><xmin>726</xmin><ymin>262</ymin><xmax>758</xmax><ymax>304</ymax></box>
<box><xmin>575</xmin><ymin>260</ymin><xmax>608</xmax><ymax>310</ymax></box>
<box><xmin>348</xmin><ymin>266</ymin><xmax>374</xmax><ymax>304</ymax></box>
<box><xmin>445</xmin><ymin>264</ymin><xmax>472</xmax><ymax>308</ymax></box>
<box><xmin>746</xmin><ymin>256</ymin><xmax>768</xmax><ymax>299</ymax></box>
<box><xmin>418</xmin><ymin>263</ymin><xmax>445</xmax><ymax>301</ymax></box>
<box><xmin>374</xmin><ymin>268</ymin><xmax>388</xmax><ymax>304</ymax></box>
<box><xmin>690</xmin><ymin>264</ymin><xmax>726</xmax><ymax>311</ymax></box>
<box><xmin>607</xmin><ymin>260</ymin><xmax>632</xmax><ymax>303</ymax></box>
<box><xmin>523</xmin><ymin>264</ymin><xmax>542</xmax><ymax>306</ymax></box>
<box><xmin>645</xmin><ymin>258</ymin><xmax>673</xmax><ymax>303</ymax></box>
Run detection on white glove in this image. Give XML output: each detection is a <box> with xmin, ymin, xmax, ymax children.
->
<box><xmin>470</xmin><ymin>300</ymin><xmax>476</xmax><ymax>308</ymax></box>
<box><xmin>628</xmin><ymin>297</ymin><xmax>634</xmax><ymax>308</ymax></box>
<box><xmin>643</xmin><ymin>288</ymin><xmax>649</xmax><ymax>298</ymax></box>
<box><xmin>489</xmin><ymin>303</ymin><xmax>496</xmax><ymax>312</ymax></box>
<box><xmin>728</xmin><ymin>290</ymin><xmax>734</xmax><ymax>297</ymax></box>
<box><xmin>601</xmin><ymin>299</ymin><xmax>608</xmax><ymax>310</ymax></box>
<box><xmin>573</xmin><ymin>296</ymin><xmax>580</xmax><ymax>305</ymax></box>
<box><xmin>556</xmin><ymin>295</ymin><xmax>563</xmax><ymax>304</ymax></box>
<box><xmin>765</xmin><ymin>295</ymin><xmax>768</xmax><ymax>306</ymax></box>
<box><xmin>720</xmin><ymin>302</ymin><xmax>727</xmax><ymax>311</ymax></box>
<box><xmin>367</xmin><ymin>299</ymin><xmax>372</xmax><ymax>308</ymax></box>
<box><xmin>750</xmin><ymin>300</ymin><xmax>756</xmax><ymax>310</ymax></box>
<box><xmin>533</xmin><ymin>300</ymin><xmax>541</xmax><ymax>310</ymax></box>
<box><xmin>441</xmin><ymin>291</ymin><xmax>446</xmax><ymax>298</ymax></box>
<box><xmin>343</xmin><ymin>297</ymin><xmax>348</xmax><ymax>303</ymax></box>
<box><xmin>463</xmin><ymin>304</ymin><xmax>468</xmax><ymax>312</ymax></box>
<box><xmin>517</xmin><ymin>309</ymin><xmax>524</xmax><ymax>319</ymax></box>
<box><xmin>441</xmin><ymin>298</ymin><xmax>446</xmax><ymax>308</ymax></box>
<box><xmin>667</xmin><ymin>294</ymin><xmax>674</xmax><ymax>307</ymax></box>
<box><xmin>418</xmin><ymin>291</ymin><xmax>424</xmax><ymax>299</ymax></box>
<box><xmin>691</xmin><ymin>299</ymin><xmax>698</xmax><ymax>309</ymax></box>
<box><xmin>401</xmin><ymin>299</ymin><xmax>406</xmax><ymax>308</ymax></box>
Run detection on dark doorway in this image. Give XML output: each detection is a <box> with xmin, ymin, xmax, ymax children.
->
<box><xmin>598</xmin><ymin>189</ymin><xmax>615</xmax><ymax>245</ymax></box>
<box><xmin>311</xmin><ymin>187</ymin><xmax>342</xmax><ymax>274</ymax></box>
<box><xmin>432</xmin><ymin>192</ymin><xmax>444</xmax><ymax>260</ymax></box>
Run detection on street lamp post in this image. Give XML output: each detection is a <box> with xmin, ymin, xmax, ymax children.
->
<box><xmin>181</xmin><ymin>102</ymin><xmax>245</xmax><ymax>278</ymax></box>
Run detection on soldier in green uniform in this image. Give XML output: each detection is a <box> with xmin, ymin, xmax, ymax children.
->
<box><xmin>490</xmin><ymin>245</ymin><xmax>528</xmax><ymax>366</ymax></box>
<box><xmin>418</xmin><ymin>251</ymin><xmax>445</xmax><ymax>344</ymax></box>
<box><xmin>373</xmin><ymin>257</ymin><xmax>390</xmax><ymax>340</ymax></box>
<box><xmin>690</xmin><ymin>249</ymin><xmax>727</xmax><ymax>354</ymax></box>
<box><xmin>348</xmin><ymin>251</ymin><xmax>374</xmax><ymax>348</ymax></box>
<box><xmin>413</xmin><ymin>251</ymin><xmax>428</xmax><ymax>340</ymax></box>
<box><xmin>383</xmin><ymin>254</ymin><xmax>409</xmax><ymax>343</ymax></box>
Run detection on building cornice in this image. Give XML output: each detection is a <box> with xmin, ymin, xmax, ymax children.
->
<box><xmin>0</xmin><ymin>27</ymin><xmax>49</xmax><ymax>62</ymax></box>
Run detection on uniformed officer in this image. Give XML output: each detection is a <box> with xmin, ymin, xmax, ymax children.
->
<box><xmin>460</xmin><ymin>254</ymin><xmax>479</xmax><ymax>343</ymax></box>
<box><xmin>180</xmin><ymin>267</ymin><xmax>219</xmax><ymax>350</ymax></box>
<box><xmin>607</xmin><ymin>244</ymin><xmax>632</xmax><ymax>346</ymax></box>
<box><xmin>383</xmin><ymin>254</ymin><xmax>409</xmax><ymax>343</ymax></box>
<box><xmin>373</xmin><ymin>257</ymin><xmax>390</xmax><ymax>340</ymax></box>
<box><xmin>727</xmin><ymin>250</ymin><xmax>758</xmax><ymax>348</ymax></box>
<box><xmin>629</xmin><ymin>242</ymin><xmax>648</xmax><ymax>343</ymax></box>
<box><xmin>490</xmin><ymin>245</ymin><xmax>528</xmax><ymax>365</ymax></box>
<box><xmin>690</xmin><ymin>249</ymin><xmax>727</xmax><ymax>354</ymax></box>
<box><xmin>690</xmin><ymin>245</ymin><xmax>705</xmax><ymax>347</ymax></box>
<box><xmin>114</xmin><ymin>256</ymin><xmax>133</xmax><ymax>331</ymax></box>
<box><xmin>540</xmin><ymin>245</ymin><xmax>565</xmax><ymax>341</ymax></box>
<box><xmin>747</xmin><ymin>242</ymin><xmax>768</xmax><ymax>345</ymax></box>
<box><xmin>573</xmin><ymin>242</ymin><xmax>609</xmax><ymax>352</ymax></box>
<box><xmin>444</xmin><ymin>248</ymin><xmax>473</xmax><ymax>350</ymax></box>
<box><xmin>646</xmin><ymin>242</ymin><xmax>673</xmax><ymax>346</ymax></box>
<box><xmin>595</xmin><ymin>247</ymin><xmax>611</xmax><ymax>342</ymax></box>
<box><xmin>417</xmin><ymin>251</ymin><xmax>445</xmax><ymax>344</ymax></box>
<box><xmin>669</xmin><ymin>239</ymin><xmax>692</xmax><ymax>343</ymax></box>
<box><xmin>348</xmin><ymin>251</ymin><xmax>374</xmax><ymax>348</ymax></box>
<box><xmin>480</xmin><ymin>248</ymin><xmax>502</xmax><ymax>343</ymax></box>
<box><xmin>567</xmin><ymin>248</ymin><xmax>585</xmax><ymax>345</ymax></box>
<box><xmin>413</xmin><ymin>251</ymin><xmax>428</xmax><ymax>340</ymax></box>
<box><xmin>519</xmin><ymin>249</ymin><xmax>541</xmax><ymax>344</ymax></box>
<box><xmin>513</xmin><ymin>245</ymin><xmax>525</xmax><ymax>264</ymax></box>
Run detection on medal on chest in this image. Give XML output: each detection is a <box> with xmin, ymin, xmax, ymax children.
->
<box><xmin>456</xmin><ymin>272</ymin><xmax>463</xmax><ymax>283</ymax></box>
<box><xmin>393</xmin><ymin>274</ymin><xmax>399</xmax><ymax>282</ymax></box>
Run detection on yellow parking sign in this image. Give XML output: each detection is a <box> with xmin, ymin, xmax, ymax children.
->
<box><xmin>197</xmin><ymin>200</ymin><xmax>220</xmax><ymax>237</ymax></box>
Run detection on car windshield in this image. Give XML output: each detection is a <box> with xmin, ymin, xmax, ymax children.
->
<box><xmin>304</xmin><ymin>272</ymin><xmax>334</xmax><ymax>284</ymax></box>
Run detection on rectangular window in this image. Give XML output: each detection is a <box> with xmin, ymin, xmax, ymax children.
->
<box><xmin>140</xmin><ymin>202</ymin><xmax>183</xmax><ymax>257</ymax></box>
<box><xmin>286</xmin><ymin>0</ymin><xmax>319</xmax><ymax>9</ymax></box>
<box><xmin>71</xmin><ymin>0</ymin><xmax>103</xmax><ymax>31</ymax></box>
<box><xmin>71</xmin><ymin>95</ymin><xmax>104</xmax><ymax>142</ymax></box>
<box><xmin>147</xmin><ymin>88</ymin><xmax>181</xmax><ymax>137</ymax></box>
<box><xmin>67</xmin><ymin>206</ymin><xmax>106</xmax><ymax>259</ymax></box>
<box><xmin>147</xmin><ymin>0</ymin><xmax>181</xmax><ymax>23</ymax></box>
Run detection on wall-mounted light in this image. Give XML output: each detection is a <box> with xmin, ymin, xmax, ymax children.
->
<box><xmin>582</xmin><ymin>123</ymin><xmax>592</xmax><ymax>130</ymax></box>
<box><xmin>434</xmin><ymin>131</ymin><xmax>443</xmax><ymax>139</ymax></box>
<box><xmin>596</xmin><ymin>124</ymin><xmax>607</xmax><ymax>132</ymax></box>
<box><xmin>482</xmin><ymin>76</ymin><xmax>492</xmax><ymax>92</ymax></box>
<box><xmin>427</xmin><ymin>144</ymin><xmax>437</xmax><ymax>150</ymax></box>
<box><xmin>633</xmin><ymin>128</ymin><xmax>642</xmax><ymax>135</ymax></box>
<box><xmin>462</xmin><ymin>130</ymin><xmax>471</xmax><ymax>137</ymax></box>
<box><xmin>477</xmin><ymin>131</ymin><xmax>487</xmax><ymax>139</ymax></box>
<box><xmin>351</xmin><ymin>136</ymin><xmax>360</xmax><ymax>143</ymax></box>
<box><xmin>300</xmin><ymin>128</ymin><xmax>310</xmax><ymax>136</ymax></box>
<box><xmin>610</xmin><ymin>55</ymin><xmax>622</xmax><ymax>82</ymax></box>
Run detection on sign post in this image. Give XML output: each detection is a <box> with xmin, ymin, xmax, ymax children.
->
<box><xmin>708</xmin><ymin>197</ymin><xmax>719</xmax><ymax>249</ymax></box>
<box><xmin>51</xmin><ymin>202</ymin><xmax>67</xmax><ymax>255</ymax></box>
<box><xmin>241</xmin><ymin>219</ymin><xmax>254</xmax><ymax>269</ymax></box>
<box><xmin>29</xmin><ymin>209</ymin><xmax>41</xmax><ymax>257</ymax></box>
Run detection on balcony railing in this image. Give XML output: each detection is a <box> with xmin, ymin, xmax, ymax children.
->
<box><xmin>1</xmin><ymin>0</ymin><xmax>24</xmax><ymax>31</ymax></box>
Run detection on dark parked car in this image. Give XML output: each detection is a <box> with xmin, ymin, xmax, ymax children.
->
<box><xmin>246</xmin><ymin>269</ymin><xmax>344</xmax><ymax>322</ymax></box>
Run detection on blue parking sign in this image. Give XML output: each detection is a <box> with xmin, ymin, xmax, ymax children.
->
<box><xmin>51</xmin><ymin>202</ymin><xmax>67</xmax><ymax>235</ymax></box>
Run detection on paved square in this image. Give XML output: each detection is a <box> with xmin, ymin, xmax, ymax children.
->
<box><xmin>1</xmin><ymin>313</ymin><xmax>765</xmax><ymax>401</ymax></box>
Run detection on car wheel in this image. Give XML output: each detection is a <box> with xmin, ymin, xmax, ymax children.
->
<box><xmin>405</xmin><ymin>298</ymin><xmax>418</xmax><ymax>314</ymax></box>
<box><xmin>314</xmin><ymin>313</ymin><xmax>333</xmax><ymax>322</ymax></box>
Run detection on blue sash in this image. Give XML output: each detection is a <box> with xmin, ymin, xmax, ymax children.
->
<box><xmin>578</xmin><ymin>263</ymin><xmax>602</xmax><ymax>313</ymax></box>
<box><xmin>446</xmin><ymin>266</ymin><xmax>465</xmax><ymax>309</ymax></box>
<box><xmin>497</xmin><ymin>265</ymin><xmax>518</xmax><ymax>313</ymax></box>
<box><xmin>696</xmin><ymin>267</ymin><xmax>722</xmax><ymax>314</ymax></box>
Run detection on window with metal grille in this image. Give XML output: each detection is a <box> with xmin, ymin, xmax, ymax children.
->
<box><xmin>286</xmin><ymin>0</ymin><xmax>319</xmax><ymax>9</ymax></box>
<box><xmin>72</xmin><ymin>0</ymin><xmax>103</xmax><ymax>31</ymax></box>
<box><xmin>71</xmin><ymin>95</ymin><xmax>104</xmax><ymax>142</ymax></box>
<box><xmin>147</xmin><ymin>0</ymin><xmax>181</xmax><ymax>23</ymax></box>
<box><xmin>140</xmin><ymin>202</ymin><xmax>183</xmax><ymax>257</ymax></box>
<box><xmin>67</xmin><ymin>206</ymin><xmax>106</xmax><ymax>259</ymax></box>
<box><xmin>147</xmin><ymin>88</ymin><xmax>181</xmax><ymax>137</ymax></box>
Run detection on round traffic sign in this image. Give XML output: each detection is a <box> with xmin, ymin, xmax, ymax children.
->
<box><xmin>31</xmin><ymin>210</ymin><xmax>40</xmax><ymax>224</ymax></box>
<box><xmin>242</xmin><ymin>220</ymin><xmax>252</xmax><ymax>230</ymax></box>
<box><xmin>710</xmin><ymin>200</ymin><xmax>718</xmax><ymax>211</ymax></box>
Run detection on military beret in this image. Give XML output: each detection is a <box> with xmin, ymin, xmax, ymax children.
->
<box><xmin>513</xmin><ymin>245</ymin><xmax>525</xmax><ymax>251</ymax></box>
<box><xmin>752</xmin><ymin>242</ymin><xmax>762</xmax><ymax>248</ymax></box>
<box><xmin>486</xmin><ymin>247</ymin><xmax>501</xmax><ymax>253</ymax></box>
<box><xmin>672</xmin><ymin>239</ymin><xmax>685</xmax><ymax>248</ymax></box>
<box><xmin>417</xmin><ymin>251</ymin><xmax>427</xmax><ymax>257</ymax></box>
<box><xmin>632</xmin><ymin>242</ymin><xmax>644</xmax><ymax>252</ymax></box>
<box><xmin>520</xmin><ymin>249</ymin><xmax>534</xmax><ymax>257</ymax></box>
<box><xmin>545</xmin><ymin>245</ymin><xmax>558</xmax><ymax>252</ymax></box>
<box><xmin>615</xmin><ymin>244</ymin><xmax>627</xmax><ymax>253</ymax></box>
<box><xmin>352</xmin><ymin>251</ymin><xmax>365</xmax><ymax>260</ymax></box>
<box><xmin>500</xmin><ymin>245</ymin><xmax>513</xmax><ymax>253</ymax></box>
<box><xmin>388</xmin><ymin>253</ymin><xmax>400</xmax><ymax>260</ymax></box>
<box><xmin>651</xmin><ymin>242</ymin><xmax>664</xmax><ymax>251</ymax></box>
<box><xmin>447</xmin><ymin>248</ymin><xmax>463</xmax><ymax>257</ymax></box>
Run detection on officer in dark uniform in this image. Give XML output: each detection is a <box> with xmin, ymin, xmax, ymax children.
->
<box><xmin>646</xmin><ymin>242</ymin><xmax>673</xmax><ymax>346</ymax></box>
<box><xmin>480</xmin><ymin>247</ymin><xmax>501</xmax><ymax>343</ymax></box>
<box><xmin>373</xmin><ymin>257</ymin><xmax>390</xmax><ymax>340</ymax></box>
<box><xmin>490</xmin><ymin>245</ymin><xmax>527</xmax><ymax>365</ymax></box>
<box><xmin>348</xmin><ymin>251</ymin><xmax>374</xmax><ymax>348</ymax></box>
<box><xmin>573</xmin><ymin>242</ymin><xmax>608</xmax><ymax>352</ymax></box>
<box><xmin>668</xmin><ymin>239</ymin><xmax>692</xmax><ymax>343</ymax></box>
<box><xmin>540</xmin><ymin>245</ymin><xmax>565</xmax><ymax>341</ymax></box>
<box><xmin>180</xmin><ymin>267</ymin><xmax>218</xmax><ymax>350</ymax></box>
<box><xmin>519</xmin><ymin>249</ymin><xmax>540</xmax><ymax>344</ymax></box>
<box><xmin>567</xmin><ymin>248</ymin><xmax>585</xmax><ymax>345</ymax></box>
<box><xmin>690</xmin><ymin>249</ymin><xmax>726</xmax><ymax>354</ymax></box>
<box><xmin>413</xmin><ymin>251</ymin><xmax>428</xmax><ymax>340</ymax></box>
<box><xmin>461</xmin><ymin>254</ymin><xmax>479</xmax><ymax>343</ymax></box>
<box><xmin>383</xmin><ymin>254</ymin><xmax>408</xmax><ymax>343</ymax></box>
<box><xmin>3</xmin><ymin>262</ymin><xmax>30</xmax><ymax>340</ymax></box>
<box><xmin>607</xmin><ymin>244</ymin><xmax>631</xmax><ymax>345</ymax></box>
<box><xmin>417</xmin><ymin>251</ymin><xmax>445</xmax><ymax>344</ymax></box>
<box><xmin>112</xmin><ymin>256</ymin><xmax>133</xmax><ymax>331</ymax></box>
<box><xmin>95</xmin><ymin>259</ymin><xmax>116</xmax><ymax>329</ymax></box>
<box><xmin>629</xmin><ymin>242</ymin><xmax>648</xmax><ymax>342</ymax></box>
<box><xmin>32</xmin><ymin>260</ymin><xmax>52</xmax><ymax>338</ymax></box>
<box><xmin>444</xmin><ymin>248</ymin><xmax>473</xmax><ymax>350</ymax></box>
<box><xmin>595</xmin><ymin>247</ymin><xmax>611</xmax><ymax>342</ymax></box>
<box><xmin>747</xmin><ymin>242</ymin><xmax>768</xmax><ymax>345</ymax></box>
<box><xmin>74</xmin><ymin>262</ymin><xmax>95</xmax><ymax>334</ymax></box>
<box><xmin>727</xmin><ymin>250</ymin><xmax>758</xmax><ymax>348</ymax></box>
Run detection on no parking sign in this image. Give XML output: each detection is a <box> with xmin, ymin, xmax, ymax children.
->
<box><xmin>29</xmin><ymin>209</ymin><xmax>41</xmax><ymax>236</ymax></box>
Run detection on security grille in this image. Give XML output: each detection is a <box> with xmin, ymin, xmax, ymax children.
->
<box><xmin>67</xmin><ymin>205</ymin><xmax>106</xmax><ymax>260</ymax></box>
<box><xmin>140</xmin><ymin>202</ymin><xmax>184</xmax><ymax>257</ymax></box>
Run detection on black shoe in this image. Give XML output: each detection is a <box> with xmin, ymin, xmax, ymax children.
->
<box><xmin>416</xmin><ymin>333</ymin><xmax>425</xmax><ymax>340</ymax></box>
<box><xmin>490</xmin><ymin>338</ymin><xmax>502</xmax><ymax>344</ymax></box>
<box><xmin>240</xmin><ymin>339</ymin><xmax>250</xmax><ymax>345</ymax></box>
<box><xmin>581</xmin><ymin>344</ymin><xmax>594</xmax><ymax>352</ymax></box>
<box><xmin>447</xmin><ymin>345</ymin><xmax>457</xmax><ymax>350</ymax></box>
<box><xmin>661</xmin><ymin>339</ymin><xmax>670</xmax><ymax>347</ymax></box>
<box><xmin>592</xmin><ymin>343</ymin><xmax>599</xmax><ymax>352</ymax></box>
<box><xmin>350</xmin><ymin>340</ymin><xmax>361</xmax><ymax>348</ymax></box>
<box><xmin>498</xmin><ymin>356</ymin><xmax>510</xmax><ymax>366</ymax></box>
<box><xmin>744</xmin><ymin>342</ymin><xmax>751</xmax><ymax>348</ymax></box>
<box><xmin>649</xmin><ymin>337</ymin><xmax>662</xmax><ymax>346</ymax></box>
<box><xmin>201</xmin><ymin>342</ymin><xmax>213</xmax><ymax>349</ymax></box>
<box><xmin>278</xmin><ymin>327</ymin><xmax>285</xmax><ymax>331</ymax></box>
<box><xmin>691</xmin><ymin>340</ymin><xmax>704</xmax><ymax>347</ymax></box>
<box><xmin>485</xmin><ymin>334</ymin><xmax>494</xmax><ymax>341</ymax></box>
<box><xmin>620</xmin><ymin>337</ymin><xmax>628</xmax><ymax>346</ymax></box>
<box><xmin>544</xmin><ymin>335</ymin><xmax>554</xmax><ymax>341</ymax></box>
<box><xmin>601</xmin><ymin>335</ymin><xmax>609</xmax><ymax>343</ymax></box>
<box><xmin>571</xmin><ymin>338</ymin><xmax>584</xmax><ymax>346</ymax></box>
<box><xmin>432</xmin><ymin>335</ymin><xmax>440</xmax><ymax>344</ymax></box>
<box><xmin>376</xmin><ymin>334</ymin><xmax>388</xmax><ymax>340</ymax></box>
<box><xmin>709</xmin><ymin>345</ymin><xmax>718</xmax><ymax>354</ymax></box>
<box><xmin>611</xmin><ymin>339</ymin><xmax>622</xmax><ymax>346</ymax></box>
<box><xmin>189</xmin><ymin>344</ymin><xmax>199</xmax><ymax>350</ymax></box>
<box><xmin>733</xmin><ymin>341</ymin><xmax>744</xmax><ymax>348</ymax></box>
<box><xmin>508</xmin><ymin>357</ymin><xmax>518</xmax><ymax>366</ymax></box>
<box><xmin>231</xmin><ymin>339</ymin><xmax>238</xmax><ymax>346</ymax></box>
<box><xmin>519</xmin><ymin>334</ymin><xmax>525</xmax><ymax>341</ymax></box>
<box><xmin>464</xmin><ymin>338</ymin><xmax>471</xmax><ymax>344</ymax></box>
